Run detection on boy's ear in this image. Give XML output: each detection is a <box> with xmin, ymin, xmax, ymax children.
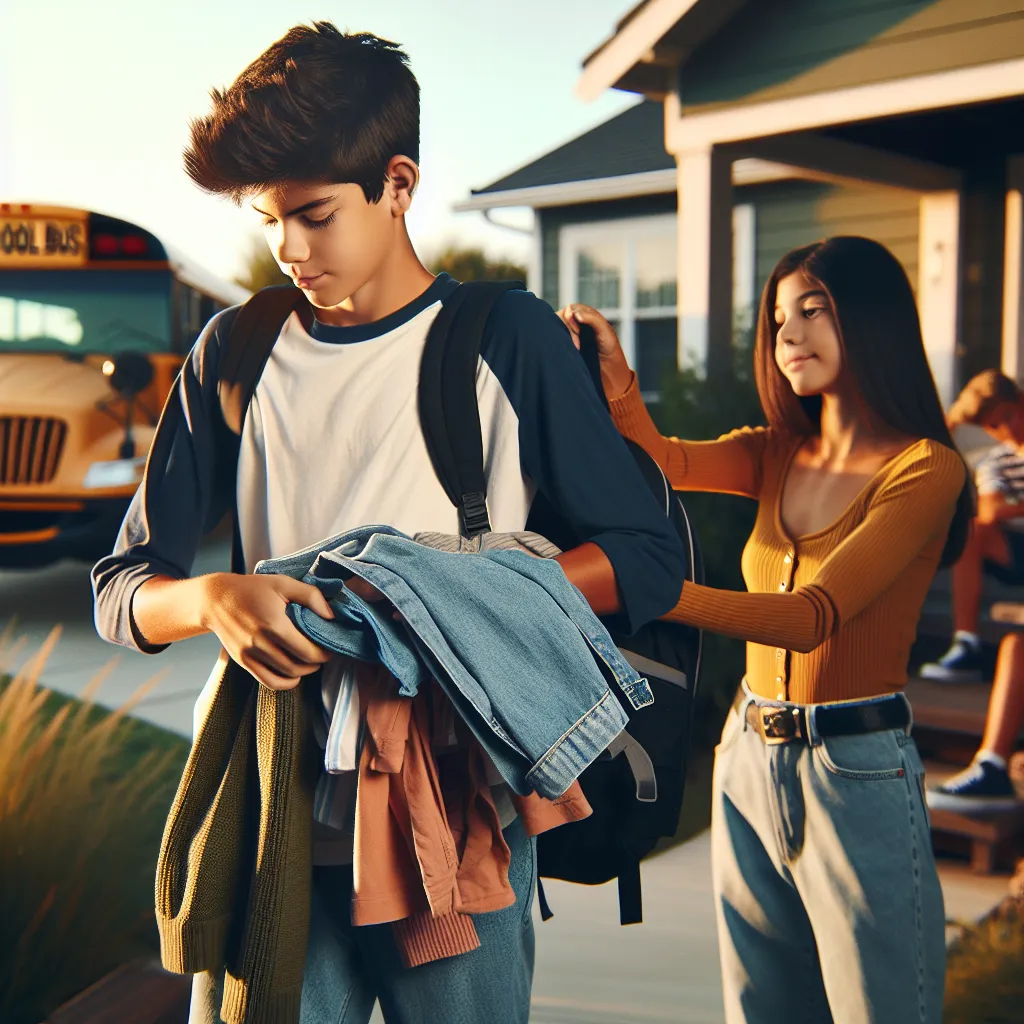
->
<box><xmin>386</xmin><ymin>155</ymin><xmax>419</xmax><ymax>216</ymax></box>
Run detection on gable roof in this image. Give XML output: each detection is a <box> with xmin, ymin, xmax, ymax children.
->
<box><xmin>472</xmin><ymin>100</ymin><xmax>670</xmax><ymax>197</ymax></box>
<box><xmin>577</xmin><ymin>0</ymin><xmax>748</xmax><ymax>101</ymax></box>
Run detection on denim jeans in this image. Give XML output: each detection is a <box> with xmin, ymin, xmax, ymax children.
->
<box><xmin>187</xmin><ymin>819</ymin><xmax>536</xmax><ymax>1024</ymax></box>
<box><xmin>711</xmin><ymin>687</ymin><xmax>945</xmax><ymax>1024</ymax></box>
<box><xmin>256</xmin><ymin>525</ymin><xmax>651</xmax><ymax>799</ymax></box>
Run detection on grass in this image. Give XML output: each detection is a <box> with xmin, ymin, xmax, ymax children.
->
<box><xmin>0</xmin><ymin>626</ymin><xmax>189</xmax><ymax>1024</ymax></box>
<box><xmin>944</xmin><ymin>898</ymin><xmax>1024</xmax><ymax>1023</ymax></box>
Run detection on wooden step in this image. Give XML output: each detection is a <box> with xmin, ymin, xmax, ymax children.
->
<box><xmin>45</xmin><ymin>958</ymin><xmax>190</xmax><ymax>1024</ymax></box>
<box><xmin>905</xmin><ymin>677</ymin><xmax>1024</xmax><ymax>766</ymax></box>
<box><xmin>929</xmin><ymin>806</ymin><xmax>1024</xmax><ymax>874</ymax></box>
<box><xmin>991</xmin><ymin>601</ymin><xmax>1024</xmax><ymax>625</ymax></box>
<box><xmin>905</xmin><ymin>677</ymin><xmax>995</xmax><ymax>738</ymax></box>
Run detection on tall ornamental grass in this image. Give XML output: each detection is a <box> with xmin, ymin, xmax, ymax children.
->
<box><xmin>0</xmin><ymin>626</ymin><xmax>187</xmax><ymax>1023</ymax></box>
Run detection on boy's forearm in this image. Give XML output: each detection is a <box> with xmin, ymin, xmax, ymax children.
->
<box><xmin>131</xmin><ymin>574</ymin><xmax>217</xmax><ymax>646</ymax></box>
<box><xmin>555</xmin><ymin>542</ymin><xmax>622</xmax><ymax>617</ymax></box>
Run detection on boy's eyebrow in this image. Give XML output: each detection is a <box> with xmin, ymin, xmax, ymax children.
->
<box><xmin>250</xmin><ymin>196</ymin><xmax>337</xmax><ymax>218</ymax></box>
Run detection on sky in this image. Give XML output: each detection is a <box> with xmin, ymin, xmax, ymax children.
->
<box><xmin>1</xmin><ymin>0</ymin><xmax>640</xmax><ymax>284</ymax></box>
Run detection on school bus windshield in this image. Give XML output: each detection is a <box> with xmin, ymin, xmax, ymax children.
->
<box><xmin>0</xmin><ymin>269</ymin><xmax>173</xmax><ymax>354</ymax></box>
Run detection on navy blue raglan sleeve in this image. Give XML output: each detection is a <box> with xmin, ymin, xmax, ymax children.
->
<box><xmin>90</xmin><ymin>307</ymin><xmax>240</xmax><ymax>653</ymax></box>
<box><xmin>480</xmin><ymin>290</ymin><xmax>686</xmax><ymax>633</ymax></box>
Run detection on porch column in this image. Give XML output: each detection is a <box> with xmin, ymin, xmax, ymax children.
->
<box><xmin>918</xmin><ymin>192</ymin><xmax>961</xmax><ymax>408</ymax></box>
<box><xmin>675</xmin><ymin>145</ymin><xmax>733</xmax><ymax>377</ymax></box>
<box><xmin>1002</xmin><ymin>158</ymin><xmax>1024</xmax><ymax>383</ymax></box>
<box><xmin>959</xmin><ymin>160</ymin><xmax>1007</xmax><ymax>387</ymax></box>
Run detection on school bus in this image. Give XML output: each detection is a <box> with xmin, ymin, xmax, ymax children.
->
<box><xmin>0</xmin><ymin>202</ymin><xmax>249</xmax><ymax>568</ymax></box>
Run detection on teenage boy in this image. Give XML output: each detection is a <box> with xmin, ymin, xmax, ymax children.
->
<box><xmin>91</xmin><ymin>22</ymin><xmax>686</xmax><ymax>1024</ymax></box>
<box><xmin>922</xmin><ymin>370</ymin><xmax>1024</xmax><ymax>682</ymax></box>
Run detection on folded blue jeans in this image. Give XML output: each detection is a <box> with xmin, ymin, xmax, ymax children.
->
<box><xmin>256</xmin><ymin>525</ymin><xmax>651</xmax><ymax>799</ymax></box>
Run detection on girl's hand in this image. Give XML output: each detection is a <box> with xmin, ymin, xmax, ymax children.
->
<box><xmin>556</xmin><ymin>303</ymin><xmax>634</xmax><ymax>400</ymax></box>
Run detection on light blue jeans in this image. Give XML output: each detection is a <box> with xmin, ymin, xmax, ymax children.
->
<box><xmin>257</xmin><ymin>524</ymin><xmax>651</xmax><ymax>799</ymax></box>
<box><xmin>188</xmin><ymin>819</ymin><xmax>536</xmax><ymax>1024</ymax></box>
<box><xmin>712</xmin><ymin>689</ymin><xmax>945</xmax><ymax>1024</ymax></box>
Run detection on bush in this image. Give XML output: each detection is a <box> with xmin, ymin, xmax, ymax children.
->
<box><xmin>651</xmin><ymin>321</ymin><xmax>764</xmax><ymax>745</ymax></box>
<box><xmin>944</xmin><ymin>898</ymin><xmax>1024</xmax><ymax>1022</ymax></box>
<box><xmin>0</xmin><ymin>627</ymin><xmax>189</xmax><ymax>1024</ymax></box>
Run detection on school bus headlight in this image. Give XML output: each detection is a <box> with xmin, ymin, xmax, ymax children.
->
<box><xmin>83</xmin><ymin>456</ymin><xmax>147</xmax><ymax>489</ymax></box>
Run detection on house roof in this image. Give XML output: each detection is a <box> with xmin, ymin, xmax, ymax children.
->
<box><xmin>471</xmin><ymin>100</ymin><xmax>670</xmax><ymax>197</ymax></box>
<box><xmin>454</xmin><ymin>96</ymin><xmax>803</xmax><ymax>213</ymax></box>
<box><xmin>577</xmin><ymin>0</ymin><xmax>748</xmax><ymax>101</ymax></box>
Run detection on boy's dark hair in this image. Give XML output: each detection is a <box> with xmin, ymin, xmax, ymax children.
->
<box><xmin>948</xmin><ymin>369</ymin><xmax>1022</xmax><ymax>429</ymax></box>
<box><xmin>184</xmin><ymin>22</ymin><xmax>419</xmax><ymax>204</ymax></box>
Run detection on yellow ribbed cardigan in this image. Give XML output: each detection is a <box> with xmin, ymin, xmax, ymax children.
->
<box><xmin>609</xmin><ymin>375</ymin><xmax>966</xmax><ymax>704</ymax></box>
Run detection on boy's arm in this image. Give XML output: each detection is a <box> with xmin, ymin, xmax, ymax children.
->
<box><xmin>91</xmin><ymin>309</ymin><xmax>333</xmax><ymax>689</ymax></box>
<box><xmin>91</xmin><ymin>308</ymin><xmax>239</xmax><ymax>652</ymax></box>
<box><xmin>480</xmin><ymin>291</ymin><xmax>688</xmax><ymax>632</ymax></box>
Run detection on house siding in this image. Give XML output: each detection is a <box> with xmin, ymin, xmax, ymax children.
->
<box><xmin>538</xmin><ymin>181</ymin><xmax>920</xmax><ymax>313</ymax></box>
<box><xmin>677</xmin><ymin>0</ymin><xmax>1024</xmax><ymax>113</ymax></box>
<box><xmin>742</xmin><ymin>180</ymin><xmax>921</xmax><ymax>299</ymax></box>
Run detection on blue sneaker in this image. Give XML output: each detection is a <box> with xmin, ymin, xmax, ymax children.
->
<box><xmin>927</xmin><ymin>758</ymin><xmax>1019</xmax><ymax>813</ymax></box>
<box><xmin>919</xmin><ymin>633</ymin><xmax>985</xmax><ymax>683</ymax></box>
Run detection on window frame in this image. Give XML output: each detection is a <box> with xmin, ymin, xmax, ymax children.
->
<box><xmin>558</xmin><ymin>214</ymin><xmax>677</xmax><ymax>370</ymax></box>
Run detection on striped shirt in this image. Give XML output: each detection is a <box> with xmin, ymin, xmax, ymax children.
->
<box><xmin>976</xmin><ymin>443</ymin><xmax>1024</xmax><ymax>530</ymax></box>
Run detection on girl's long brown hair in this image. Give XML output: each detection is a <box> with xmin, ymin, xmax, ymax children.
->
<box><xmin>754</xmin><ymin>236</ymin><xmax>971</xmax><ymax>566</ymax></box>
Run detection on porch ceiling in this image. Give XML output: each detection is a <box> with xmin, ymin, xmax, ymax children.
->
<box><xmin>824</xmin><ymin>96</ymin><xmax>1024</xmax><ymax>167</ymax></box>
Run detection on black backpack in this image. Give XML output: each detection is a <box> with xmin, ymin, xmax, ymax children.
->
<box><xmin>217</xmin><ymin>282</ymin><xmax>704</xmax><ymax>926</ymax></box>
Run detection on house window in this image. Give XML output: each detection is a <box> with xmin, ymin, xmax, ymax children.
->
<box><xmin>559</xmin><ymin>206</ymin><xmax>756</xmax><ymax>397</ymax></box>
<box><xmin>560</xmin><ymin>215</ymin><xmax>678</xmax><ymax>397</ymax></box>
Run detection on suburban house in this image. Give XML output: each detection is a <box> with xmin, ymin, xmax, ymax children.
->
<box><xmin>456</xmin><ymin>0</ymin><xmax>1024</xmax><ymax>409</ymax></box>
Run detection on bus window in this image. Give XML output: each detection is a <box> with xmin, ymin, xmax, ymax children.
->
<box><xmin>0</xmin><ymin>270</ymin><xmax>173</xmax><ymax>354</ymax></box>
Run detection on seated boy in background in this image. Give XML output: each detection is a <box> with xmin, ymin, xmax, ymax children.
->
<box><xmin>922</xmin><ymin>370</ymin><xmax>1024</xmax><ymax>683</ymax></box>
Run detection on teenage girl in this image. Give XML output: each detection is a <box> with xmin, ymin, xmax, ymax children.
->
<box><xmin>559</xmin><ymin>236</ymin><xmax>971</xmax><ymax>1024</ymax></box>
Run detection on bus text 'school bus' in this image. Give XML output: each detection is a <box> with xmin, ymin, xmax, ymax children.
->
<box><xmin>0</xmin><ymin>203</ymin><xmax>250</xmax><ymax>567</ymax></box>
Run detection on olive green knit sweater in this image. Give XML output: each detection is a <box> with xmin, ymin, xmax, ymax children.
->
<box><xmin>154</xmin><ymin>651</ymin><xmax>320</xmax><ymax>1024</ymax></box>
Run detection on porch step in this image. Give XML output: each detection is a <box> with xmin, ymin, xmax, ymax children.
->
<box><xmin>929</xmin><ymin>805</ymin><xmax>1024</xmax><ymax>875</ymax></box>
<box><xmin>905</xmin><ymin>676</ymin><xmax>1024</xmax><ymax>766</ymax></box>
<box><xmin>45</xmin><ymin>958</ymin><xmax>189</xmax><ymax>1024</ymax></box>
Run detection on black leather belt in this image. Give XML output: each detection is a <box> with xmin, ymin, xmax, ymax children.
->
<box><xmin>734</xmin><ymin>690</ymin><xmax>911</xmax><ymax>746</ymax></box>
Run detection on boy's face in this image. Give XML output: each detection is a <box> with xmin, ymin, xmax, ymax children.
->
<box><xmin>981</xmin><ymin>399</ymin><xmax>1024</xmax><ymax>446</ymax></box>
<box><xmin>250</xmin><ymin>173</ymin><xmax>410</xmax><ymax>310</ymax></box>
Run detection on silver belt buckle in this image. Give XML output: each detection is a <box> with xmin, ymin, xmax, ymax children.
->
<box><xmin>760</xmin><ymin>706</ymin><xmax>801</xmax><ymax>744</ymax></box>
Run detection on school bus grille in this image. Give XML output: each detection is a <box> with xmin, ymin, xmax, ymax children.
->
<box><xmin>0</xmin><ymin>417</ymin><xmax>68</xmax><ymax>485</ymax></box>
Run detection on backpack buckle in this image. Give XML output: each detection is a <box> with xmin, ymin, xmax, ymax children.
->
<box><xmin>460</xmin><ymin>491</ymin><xmax>491</xmax><ymax>537</ymax></box>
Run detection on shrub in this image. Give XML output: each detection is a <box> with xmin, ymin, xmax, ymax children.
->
<box><xmin>0</xmin><ymin>627</ymin><xmax>188</xmax><ymax>1024</ymax></box>
<box><xmin>944</xmin><ymin>898</ymin><xmax>1024</xmax><ymax>1022</ymax></box>
<box><xmin>652</xmin><ymin>320</ymin><xmax>764</xmax><ymax>746</ymax></box>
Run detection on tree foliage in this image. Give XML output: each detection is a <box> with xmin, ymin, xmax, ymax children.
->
<box><xmin>426</xmin><ymin>246</ymin><xmax>527</xmax><ymax>283</ymax></box>
<box><xmin>234</xmin><ymin>239</ymin><xmax>528</xmax><ymax>293</ymax></box>
<box><xmin>234</xmin><ymin>236</ymin><xmax>290</xmax><ymax>292</ymax></box>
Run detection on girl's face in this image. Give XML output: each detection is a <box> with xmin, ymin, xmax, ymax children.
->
<box><xmin>773</xmin><ymin>271</ymin><xmax>843</xmax><ymax>397</ymax></box>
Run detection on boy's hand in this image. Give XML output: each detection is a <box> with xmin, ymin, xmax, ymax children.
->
<box><xmin>199</xmin><ymin>573</ymin><xmax>335</xmax><ymax>691</ymax></box>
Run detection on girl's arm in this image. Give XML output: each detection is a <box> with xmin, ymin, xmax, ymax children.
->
<box><xmin>557</xmin><ymin>304</ymin><xmax>770</xmax><ymax>499</ymax></box>
<box><xmin>659</xmin><ymin>442</ymin><xmax>966</xmax><ymax>652</ymax></box>
<box><xmin>608</xmin><ymin>372</ymin><xmax>770</xmax><ymax>498</ymax></box>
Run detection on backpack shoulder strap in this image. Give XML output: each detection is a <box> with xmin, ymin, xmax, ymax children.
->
<box><xmin>218</xmin><ymin>285</ymin><xmax>309</xmax><ymax>435</ymax></box>
<box><xmin>218</xmin><ymin>284</ymin><xmax>308</xmax><ymax>574</ymax></box>
<box><xmin>418</xmin><ymin>280</ymin><xmax>524</xmax><ymax>537</ymax></box>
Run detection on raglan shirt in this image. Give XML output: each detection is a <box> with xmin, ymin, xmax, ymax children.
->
<box><xmin>91</xmin><ymin>273</ymin><xmax>687</xmax><ymax>862</ymax></box>
<box><xmin>975</xmin><ymin>443</ymin><xmax>1024</xmax><ymax>531</ymax></box>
